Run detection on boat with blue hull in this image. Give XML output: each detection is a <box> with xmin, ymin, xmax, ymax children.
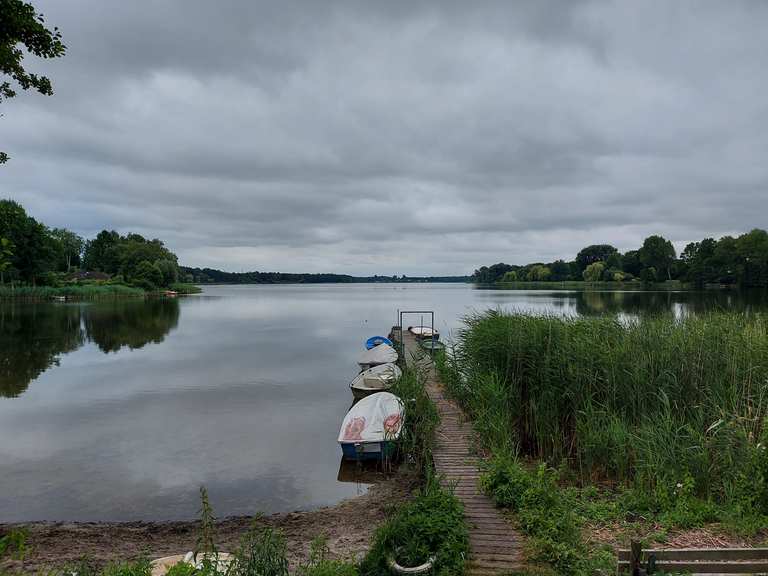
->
<box><xmin>365</xmin><ymin>335</ymin><xmax>393</xmax><ymax>349</ymax></box>
<box><xmin>338</xmin><ymin>392</ymin><xmax>404</xmax><ymax>461</ymax></box>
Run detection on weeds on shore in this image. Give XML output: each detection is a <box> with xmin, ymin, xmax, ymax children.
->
<box><xmin>359</xmin><ymin>475</ymin><xmax>468</xmax><ymax>576</ymax></box>
<box><xmin>389</xmin><ymin>365</ymin><xmax>439</xmax><ymax>475</ymax></box>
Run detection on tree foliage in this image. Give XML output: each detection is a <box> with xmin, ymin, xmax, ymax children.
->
<box><xmin>0</xmin><ymin>198</ymin><xmax>58</xmax><ymax>283</ymax></box>
<box><xmin>582</xmin><ymin>261</ymin><xmax>605</xmax><ymax>282</ymax></box>
<box><xmin>576</xmin><ymin>244</ymin><xmax>618</xmax><ymax>272</ymax></box>
<box><xmin>83</xmin><ymin>231</ymin><xmax>179</xmax><ymax>289</ymax></box>
<box><xmin>0</xmin><ymin>0</ymin><xmax>66</xmax><ymax>163</ymax></box>
<box><xmin>472</xmin><ymin>230</ymin><xmax>768</xmax><ymax>287</ymax></box>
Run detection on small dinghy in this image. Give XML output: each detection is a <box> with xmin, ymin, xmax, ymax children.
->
<box><xmin>358</xmin><ymin>343</ymin><xmax>398</xmax><ymax>370</ymax></box>
<box><xmin>420</xmin><ymin>339</ymin><xmax>445</xmax><ymax>352</ymax></box>
<box><xmin>338</xmin><ymin>391</ymin><xmax>404</xmax><ymax>460</ymax></box>
<box><xmin>366</xmin><ymin>335</ymin><xmax>394</xmax><ymax>349</ymax></box>
<box><xmin>350</xmin><ymin>363</ymin><xmax>402</xmax><ymax>399</ymax></box>
<box><xmin>408</xmin><ymin>326</ymin><xmax>439</xmax><ymax>340</ymax></box>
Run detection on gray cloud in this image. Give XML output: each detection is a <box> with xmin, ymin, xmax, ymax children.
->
<box><xmin>2</xmin><ymin>0</ymin><xmax>767</xmax><ymax>275</ymax></box>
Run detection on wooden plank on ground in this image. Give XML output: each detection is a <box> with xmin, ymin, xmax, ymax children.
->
<box><xmin>398</xmin><ymin>329</ymin><xmax>526</xmax><ymax>575</ymax></box>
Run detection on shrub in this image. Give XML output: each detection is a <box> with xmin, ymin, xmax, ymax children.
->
<box><xmin>360</xmin><ymin>477</ymin><xmax>468</xmax><ymax>576</ymax></box>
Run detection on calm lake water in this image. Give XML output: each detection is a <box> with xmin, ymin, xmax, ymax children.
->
<box><xmin>1</xmin><ymin>283</ymin><xmax>767</xmax><ymax>522</ymax></box>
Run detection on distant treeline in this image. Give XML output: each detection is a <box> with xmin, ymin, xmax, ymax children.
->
<box><xmin>473</xmin><ymin>229</ymin><xmax>768</xmax><ymax>287</ymax></box>
<box><xmin>180</xmin><ymin>266</ymin><xmax>470</xmax><ymax>284</ymax></box>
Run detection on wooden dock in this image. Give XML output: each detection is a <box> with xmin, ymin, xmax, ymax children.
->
<box><xmin>398</xmin><ymin>329</ymin><xmax>525</xmax><ymax>575</ymax></box>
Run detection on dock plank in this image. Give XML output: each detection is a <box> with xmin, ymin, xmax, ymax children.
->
<box><xmin>398</xmin><ymin>330</ymin><xmax>526</xmax><ymax>575</ymax></box>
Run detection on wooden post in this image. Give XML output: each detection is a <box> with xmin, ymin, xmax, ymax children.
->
<box><xmin>630</xmin><ymin>541</ymin><xmax>643</xmax><ymax>576</ymax></box>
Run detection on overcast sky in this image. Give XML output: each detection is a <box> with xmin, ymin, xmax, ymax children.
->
<box><xmin>2</xmin><ymin>1</ymin><xmax>767</xmax><ymax>275</ymax></box>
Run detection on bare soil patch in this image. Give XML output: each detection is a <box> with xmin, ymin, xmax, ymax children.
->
<box><xmin>1</xmin><ymin>478</ymin><xmax>411</xmax><ymax>574</ymax></box>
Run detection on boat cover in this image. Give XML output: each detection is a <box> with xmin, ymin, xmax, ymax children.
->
<box><xmin>358</xmin><ymin>343</ymin><xmax>398</xmax><ymax>366</ymax></box>
<box><xmin>352</xmin><ymin>363</ymin><xmax>402</xmax><ymax>390</ymax></box>
<box><xmin>338</xmin><ymin>392</ymin><xmax>404</xmax><ymax>443</ymax></box>
<box><xmin>408</xmin><ymin>326</ymin><xmax>439</xmax><ymax>337</ymax></box>
<box><xmin>366</xmin><ymin>335</ymin><xmax>394</xmax><ymax>349</ymax></box>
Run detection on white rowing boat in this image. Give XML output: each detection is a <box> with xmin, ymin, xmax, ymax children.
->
<box><xmin>338</xmin><ymin>391</ymin><xmax>404</xmax><ymax>460</ymax></box>
<box><xmin>357</xmin><ymin>343</ymin><xmax>398</xmax><ymax>370</ymax></box>
<box><xmin>408</xmin><ymin>326</ymin><xmax>439</xmax><ymax>339</ymax></box>
<box><xmin>350</xmin><ymin>363</ymin><xmax>402</xmax><ymax>400</ymax></box>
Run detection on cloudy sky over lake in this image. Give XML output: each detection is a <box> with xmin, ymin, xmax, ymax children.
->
<box><xmin>3</xmin><ymin>0</ymin><xmax>767</xmax><ymax>275</ymax></box>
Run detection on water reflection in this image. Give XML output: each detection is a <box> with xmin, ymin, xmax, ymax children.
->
<box><xmin>3</xmin><ymin>284</ymin><xmax>768</xmax><ymax>522</ymax></box>
<box><xmin>0</xmin><ymin>299</ymin><xmax>179</xmax><ymax>398</ymax></box>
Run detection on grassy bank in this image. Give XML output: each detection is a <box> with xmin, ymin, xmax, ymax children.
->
<box><xmin>438</xmin><ymin>310</ymin><xmax>768</xmax><ymax>573</ymax></box>
<box><xmin>168</xmin><ymin>283</ymin><xmax>203</xmax><ymax>295</ymax></box>
<box><xmin>0</xmin><ymin>283</ymin><xmax>145</xmax><ymax>300</ymax></box>
<box><xmin>0</xmin><ymin>283</ymin><xmax>202</xmax><ymax>300</ymax></box>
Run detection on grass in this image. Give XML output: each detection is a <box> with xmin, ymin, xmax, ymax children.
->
<box><xmin>359</xmin><ymin>475</ymin><xmax>469</xmax><ymax>576</ymax></box>
<box><xmin>437</xmin><ymin>309</ymin><xmax>768</xmax><ymax>573</ymax></box>
<box><xmin>0</xmin><ymin>283</ymin><xmax>145</xmax><ymax>300</ymax></box>
<box><xmin>389</xmin><ymin>364</ymin><xmax>440</xmax><ymax>475</ymax></box>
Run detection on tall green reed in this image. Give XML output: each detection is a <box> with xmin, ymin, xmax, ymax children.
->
<box><xmin>442</xmin><ymin>310</ymin><xmax>768</xmax><ymax>513</ymax></box>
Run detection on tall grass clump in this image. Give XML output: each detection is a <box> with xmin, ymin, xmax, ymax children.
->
<box><xmin>359</xmin><ymin>475</ymin><xmax>469</xmax><ymax>576</ymax></box>
<box><xmin>390</xmin><ymin>365</ymin><xmax>440</xmax><ymax>475</ymax></box>
<box><xmin>440</xmin><ymin>310</ymin><xmax>768</xmax><ymax>527</ymax></box>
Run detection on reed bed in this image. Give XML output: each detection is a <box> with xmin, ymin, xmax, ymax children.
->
<box><xmin>441</xmin><ymin>310</ymin><xmax>768</xmax><ymax>517</ymax></box>
<box><xmin>0</xmin><ymin>284</ymin><xmax>144</xmax><ymax>300</ymax></box>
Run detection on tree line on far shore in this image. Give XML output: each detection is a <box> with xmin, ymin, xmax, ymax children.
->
<box><xmin>0</xmin><ymin>199</ymin><xmax>180</xmax><ymax>290</ymax></box>
<box><xmin>473</xmin><ymin>230</ymin><xmax>768</xmax><ymax>287</ymax></box>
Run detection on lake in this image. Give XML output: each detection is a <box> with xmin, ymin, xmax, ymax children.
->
<box><xmin>1</xmin><ymin>284</ymin><xmax>767</xmax><ymax>522</ymax></box>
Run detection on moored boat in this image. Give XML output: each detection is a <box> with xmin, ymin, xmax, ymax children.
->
<box><xmin>358</xmin><ymin>343</ymin><xmax>398</xmax><ymax>370</ymax></box>
<box><xmin>419</xmin><ymin>338</ymin><xmax>445</xmax><ymax>352</ymax></box>
<box><xmin>338</xmin><ymin>391</ymin><xmax>404</xmax><ymax>460</ymax></box>
<box><xmin>408</xmin><ymin>326</ymin><xmax>439</xmax><ymax>340</ymax></box>
<box><xmin>365</xmin><ymin>335</ymin><xmax>394</xmax><ymax>349</ymax></box>
<box><xmin>350</xmin><ymin>363</ymin><xmax>402</xmax><ymax>399</ymax></box>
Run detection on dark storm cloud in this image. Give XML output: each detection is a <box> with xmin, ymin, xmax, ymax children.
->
<box><xmin>2</xmin><ymin>0</ymin><xmax>767</xmax><ymax>274</ymax></box>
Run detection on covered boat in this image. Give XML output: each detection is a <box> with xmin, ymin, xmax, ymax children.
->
<box><xmin>408</xmin><ymin>326</ymin><xmax>439</xmax><ymax>340</ymax></box>
<box><xmin>358</xmin><ymin>343</ymin><xmax>398</xmax><ymax>370</ymax></box>
<box><xmin>350</xmin><ymin>363</ymin><xmax>402</xmax><ymax>400</ymax></box>
<box><xmin>365</xmin><ymin>335</ymin><xmax>394</xmax><ymax>349</ymax></box>
<box><xmin>338</xmin><ymin>392</ymin><xmax>404</xmax><ymax>460</ymax></box>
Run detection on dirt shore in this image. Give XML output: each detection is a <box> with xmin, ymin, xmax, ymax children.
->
<box><xmin>1</xmin><ymin>478</ymin><xmax>411</xmax><ymax>574</ymax></box>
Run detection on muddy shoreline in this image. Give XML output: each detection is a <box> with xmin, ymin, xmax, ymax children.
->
<box><xmin>1</xmin><ymin>478</ymin><xmax>412</xmax><ymax>574</ymax></box>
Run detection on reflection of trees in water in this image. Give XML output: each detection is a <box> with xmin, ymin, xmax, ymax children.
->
<box><xmin>0</xmin><ymin>299</ymin><xmax>180</xmax><ymax>397</ymax></box>
<box><xmin>548</xmin><ymin>288</ymin><xmax>768</xmax><ymax>317</ymax></box>
<box><xmin>0</xmin><ymin>304</ymin><xmax>85</xmax><ymax>398</ymax></box>
<box><xmin>83</xmin><ymin>299</ymin><xmax>180</xmax><ymax>353</ymax></box>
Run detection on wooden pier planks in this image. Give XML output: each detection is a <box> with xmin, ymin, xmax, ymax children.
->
<box><xmin>400</xmin><ymin>330</ymin><xmax>525</xmax><ymax>575</ymax></box>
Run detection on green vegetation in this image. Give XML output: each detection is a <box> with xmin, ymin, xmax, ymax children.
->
<box><xmin>169</xmin><ymin>283</ymin><xmax>203</xmax><ymax>295</ymax></box>
<box><xmin>0</xmin><ymin>199</ymin><xmax>193</xmax><ymax>297</ymax></box>
<box><xmin>474</xmin><ymin>229</ymin><xmax>768</xmax><ymax>287</ymax></box>
<box><xmin>0</xmin><ymin>283</ymin><xmax>145</xmax><ymax>300</ymax></box>
<box><xmin>389</xmin><ymin>365</ymin><xmax>440</xmax><ymax>473</ymax></box>
<box><xmin>0</xmin><ymin>0</ymin><xmax>66</xmax><ymax>164</ymax></box>
<box><xmin>181</xmin><ymin>267</ymin><xmax>469</xmax><ymax>285</ymax></box>
<box><xmin>360</xmin><ymin>476</ymin><xmax>469</xmax><ymax>576</ymax></box>
<box><xmin>439</xmin><ymin>310</ymin><xmax>768</xmax><ymax>573</ymax></box>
